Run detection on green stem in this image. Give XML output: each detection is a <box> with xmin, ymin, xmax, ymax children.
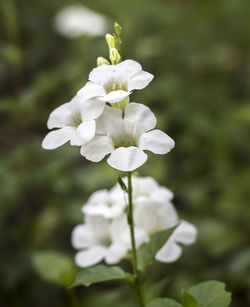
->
<box><xmin>127</xmin><ymin>172</ymin><xmax>145</xmax><ymax>307</ymax></box>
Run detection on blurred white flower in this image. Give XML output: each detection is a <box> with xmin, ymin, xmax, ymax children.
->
<box><xmin>72</xmin><ymin>215</ymin><xmax>128</xmax><ymax>267</ymax></box>
<box><xmin>42</xmin><ymin>96</ymin><xmax>104</xmax><ymax>149</ymax></box>
<box><xmin>77</xmin><ymin>60</ymin><xmax>154</xmax><ymax>104</ymax></box>
<box><xmin>82</xmin><ymin>188</ymin><xmax>125</xmax><ymax>219</ymax></box>
<box><xmin>80</xmin><ymin>103</ymin><xmax>175</xmax><ymax>171</ymax></box>
<box><xmin>54</xmin><ymin>5</ymin><xmax>108</xmax><ymax>38</ymax></box>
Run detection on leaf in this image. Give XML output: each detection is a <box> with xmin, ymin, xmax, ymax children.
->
<box><xmin>182</xmin><ymin>290</ymin><xmax>198</xmax><ymax>307</ymax></box>
<box><xmin>146</xmin><ymin>276</ymin><xmax>169</xmax><ymax>302</ymax></box>
<box><xmin>70</xmin><ymin>264</ymin><xmax>132</xmax><ymax>288</ymax></box>
<box><xmin>31</xmin><ymin>250</ymin><xmax>76</xmax><ymax>287</ymax></box>
<box><xmin>188</xmin><ymin>281</ymin><xmax>231</xmax><ymax>307</ymax></box>
<box><xmin>137</xmin><ymin>225</ymin><xmax>178</xmax><ymax>272</ymax></box>
<box><xmin>147</xmin><ymin>298</ymin><xmax>182</xmax><ymax>307</ymax></box>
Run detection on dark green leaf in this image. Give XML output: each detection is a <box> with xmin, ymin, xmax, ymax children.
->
<box><xmin>70</xmin><ymin>264</ymin><xmax>132</xmax><ymax>288</ymax></box>
<box><xmin>188</xmin><ymin>281</ymin><xmax>231</xmax><ymax>307</ymax></box>
<box><xmin>137</xmin><ymin>225</ymin><xmax>178</xmax><ymax>272</ymax></box>
<box><xmin>147</xmin><ymin>298</ymin><xmax>182</xmax><ymax>307</ymax></box>
<box><xmin>31</xmin><ymin>250</ymin><xmax>76</xmax><ymax>287</ymax></box>
<box><xmin>182</xmin><ymin>290</ymin><xmax>198</xmax><ymax>307</ymax></box>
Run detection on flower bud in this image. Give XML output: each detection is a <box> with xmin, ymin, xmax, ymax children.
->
<box><xmin>105</xmin><ymin>34</ymin><xmax>115</xmax><ymax>49</ymax></box>
<box><xmin>97</xmin><ymin>57</ymin><xmax>110</xmax><ymax>66</ymax></box>
<box><xmin>109</xmin><ymin>47</ymin><xmax>121</xmax><ymax>65</ymax></box>
<box><xmin>114</xmin><ymin>22</ymin><xmax>121</xmax><ymax>37</ymax></box>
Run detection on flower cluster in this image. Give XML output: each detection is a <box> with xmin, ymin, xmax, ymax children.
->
<box><xmin>42</xmin><ymin>57</ymin><xmax>175</xmax><ymax>171</ymax></box>
<box><xmin>72</xmin><ymin>176</ymin><xmax>197</xmax><ymax>268</ymax></box>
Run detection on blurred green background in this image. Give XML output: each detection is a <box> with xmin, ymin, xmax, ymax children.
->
<box><xmin>0</xmin><ymin>0</ymin><xmax>249</xmax><ymax>306</ymax></box>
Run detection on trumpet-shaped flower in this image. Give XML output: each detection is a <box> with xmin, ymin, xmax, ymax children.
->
<box><xmin>42</xmin><ymin>96</ymin><xmax>104</xmax><ymax>149</ymax></box>
<box><xmin>80</xmin><ymin>103</ymin><xmax>175</xmax><ymax>171</ymax></box>
<box><xmin>72</xmin><ymin>215</ymin><xmax>128</xmax><ymax>267</ymax></box>
<box><xmin>77</xmin><ymin>60</ymin><xmax>154</xmax><ymax>104</ymax></box>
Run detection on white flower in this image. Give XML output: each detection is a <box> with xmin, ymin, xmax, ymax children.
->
<box><xmin>82</xmin><ymin>188</ymin><xmax>125</xmax><ymax>219</ymax></box>
<box><xmin>156</xmin><ymin>221</ymin><xmax>197</xmax><ymax>263</ymax></box>
<box><xmin>54</xmin><ymin>5</ymin><xmax>108</xmax><ymax>38</ymax></box>
<box><xmin>72</xmin><ymin>215</ymin><xmax>128</xmax><ymax>268</ymax></box>
<box><xmin>77</xmin><ymin>60</ymin><xmax>154</xmax><ymax>104</ymax></box>
<box><xmin>80</xmin><ymin>103</ymin><xmax>175</xmax><ymax>171</ymax></box>
<box><xmin>42</xmin><ymin>96</ymin><xmax>104</xmax><ymax>149</ymax></box>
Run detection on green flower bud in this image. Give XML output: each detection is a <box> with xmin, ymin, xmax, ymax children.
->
<box><xmin>109</xmin><ymin>48</ymin><xmax>121</xmax><ymax>65</ymax></box>
<box><xmin>97</xmin><ymin>57</ymin><xmax>110</xmax><ymax>66</ymax></box>
<box><xmin>114</xmin><ymin>22</ymin><xmax>122</xmax><ymax>37</ymax></box>
<box><xmin>105</xmin><ymin>34</ymin><xmax>115</xmax><ymax>49</ymax></box>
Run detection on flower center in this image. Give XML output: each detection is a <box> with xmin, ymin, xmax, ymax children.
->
<box><xmin>100</xmin><ymin>237</ymin><xmax>112</xmax><ymax>247</ymax></box>
<box><xmin>114</xmin><ymin>135</ymin><xmax>138</xmax><ymax>149</ymax></box>
<box><xmin>106</xmin><ymin>82</ymin><xmax>127</xmax><ymax>93</ymax></box>
<box><xmin>71</xmin><ymin>114</ymin><xmax>83</xmax><ymax>128</ymax></box>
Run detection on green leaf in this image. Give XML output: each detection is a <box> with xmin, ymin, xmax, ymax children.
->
<box><xmin>182</xmin><ymin>290</ymin><xmax>198</xmax><ymax>307</ymax></box>
<box><xmin>137</xmin><ymin>225</ymin><xmax>178</xmax><ymax>272</ymax></box>
<box><xmin>70</xmin><ymin>264</ymin><xmax>132</xmax><ymax>288</ymax></box>
<box><xmin>31</xmin><ymin>250</ymin><xmax>76</xmax><ymax>287</ymax></box>
<box><xmin>188</xmin><ymin>281</ymin><xmax>231</xmax><ymax>307</ymax></box>
<box><xmin>147</xmin><ymin>298</ymin><xmax>182</xmax><ymax>307</ymax></box>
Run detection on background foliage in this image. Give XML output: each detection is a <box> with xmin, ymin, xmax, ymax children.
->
<box><xmin>0</xmin><ymin>0</ymin><xmax>249</xmax><ymax>306</ymax></box>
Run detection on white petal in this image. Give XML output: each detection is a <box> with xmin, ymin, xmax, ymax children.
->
<box><xmin>75</xmin><ymin>246</ymin><xmax>106</xmax><ymax>268</ymax></box>
<box><xmin>105</xmin><ymin>242</ymin><xmax>127</xmax><ymax>264</ymax></box>
<box><xmin>101</xmin><ymin>90</ymin><xmax>131</xmax><ymax>103</ymax></box>
<box><xmin>80</xmin><ymin>135</ymin><xmax>114</xmax><ymax>162</ymax></box>
<box><xmin>107</xmin><ymin>147</ymin><xmax>147</xmax><ymax>171</ymax></box>
<box><xmin>128</xmin><ymin>71</ymin><xmax>154</xmax><ymax>91</ymax></box>
<box><xmin>174</xmin><ymin>221</ymin><xmax>197</xmax><ymax>245</ymax></box>
<box><xmin>42</xmin><ymin>127</ymin><xmax>74</xmax><ymax>149</ymax></box>
<box><xmin>121</xmin><ymin>226</ymin><xmax>149</xmax><ymax>249</ymax></box>
<box><xmin>70</xmin><ymin>121</ymin><xmax>95</xmax><ymax>146</ymax></box>
<box><xmin>156</xmin><ymin>241</ymin><xmax>182</xmax><ymax>263</ymax></box>
<box><xmin>79</xmin><ymin>97</ymin><xmax>105</xmax><ymax>121</ymax></box>
<box><xmin>77</xmin><ymin>81</ymin><xmax>106</xmax><ymax>99</ymax></box>
<box><xmin>151</xmin><ymin>186</ymin><xmax>174</xmax><ymax>203</ymax></box>
<box><xmin>115</xmin><ymin>60</ymin><xmax>142</xmax><ymax>79</ymax></box>
<box><xmin>124</xmin><ymin>103</ymin><xmax>156</xmax><ymax>136</ymax></box>
<box><xmin>47</xmin><ymin>103</ymin><xmax>71</xmax><ymax>129</ymax></box>
<box><xmin>89</xmin><ymin>64</ymin><xmax>115</xmax><ymax>84</ymax></box>
<box><xmin>71</xmin><ymin>224</ymin><xmax>95</xmax><ymax>249</ymax></box>
<box><xmin>95</xmin><ymin>105</ymin><xmax>123</xmax><ymax>136</ymax></box>
<box><xmin>139</xmin><ymin>129</ymin><xmax>175</xmax><ymax>154</ymax></box>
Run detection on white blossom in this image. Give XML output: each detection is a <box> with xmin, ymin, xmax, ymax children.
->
<box><xmin>77</xmin><ymin>60</ymin><xmax>154</xmax><ymax>104</ymax></box>
<box><xmin>54</xmin><ymin>5</ymin><xmax>108</xmax><ymax>38</ymax></box>
<box><xmin>72</xmin><ymin>215</ymin><xmax>128</xmax><ymax>267</ymax></box>
<box><xmin>80</xmin><ymin>103</ymin><xmax>175</xmax><ymax>171</ymax></box>
<box><xmin>42</xmin><ymin>96</ymin><xmax>104</xmax><ymax>149</ymax></box>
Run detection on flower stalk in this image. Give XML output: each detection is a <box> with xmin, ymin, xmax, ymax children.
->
<box><xmin>127</xmin><ymin>172</ymin><xmax>145</xmax><ymax>307</ymax></box>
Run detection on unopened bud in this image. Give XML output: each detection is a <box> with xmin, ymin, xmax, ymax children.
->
<box><xmin>109</xmin><ymin>48</ymin><xmax>121</xmax><ymax>65</ymax></box>
<box><xmin>97</xmin><ymin>57</ymin><xmax>110</xmax><ymax>66</ymax></box>
<box><xmin>105</xmin><ymin>34</ymin><xmax>115</xmax><ymax>49</ymax></box>
<box><xmin>114</xmin><ymin>22</ymin><xmax>122</xmax><ymax>36</ymax></box>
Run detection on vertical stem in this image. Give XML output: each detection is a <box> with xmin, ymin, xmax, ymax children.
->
<box><xmin>127</xmin><ymin>172</ymin><xmax>145</xmax><ymax>307</ymax></box>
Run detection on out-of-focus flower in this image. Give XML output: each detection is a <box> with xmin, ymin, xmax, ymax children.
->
<box><xmin>80</xmin><ymin>103</ymin><xmax>175</xmax><ymax>171</ymax></box>
<box><xmin>42</xmin><ymin>96</ymin><xmax>103</xmax><ymax>149</ymax></box>
<box><xmin>72</xmin><ymin>215</ymin><xmax>128</xmax><ymax>267</ymax></box>
<box><xmin>77</xmin><ymin>60</ymin><xmax>154</xmax><ymax>104</ymax></box>
<box><xmin>54</xmin><ymin>5</ymin><xmax>108</xmax><ymax>38</ymax></box>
